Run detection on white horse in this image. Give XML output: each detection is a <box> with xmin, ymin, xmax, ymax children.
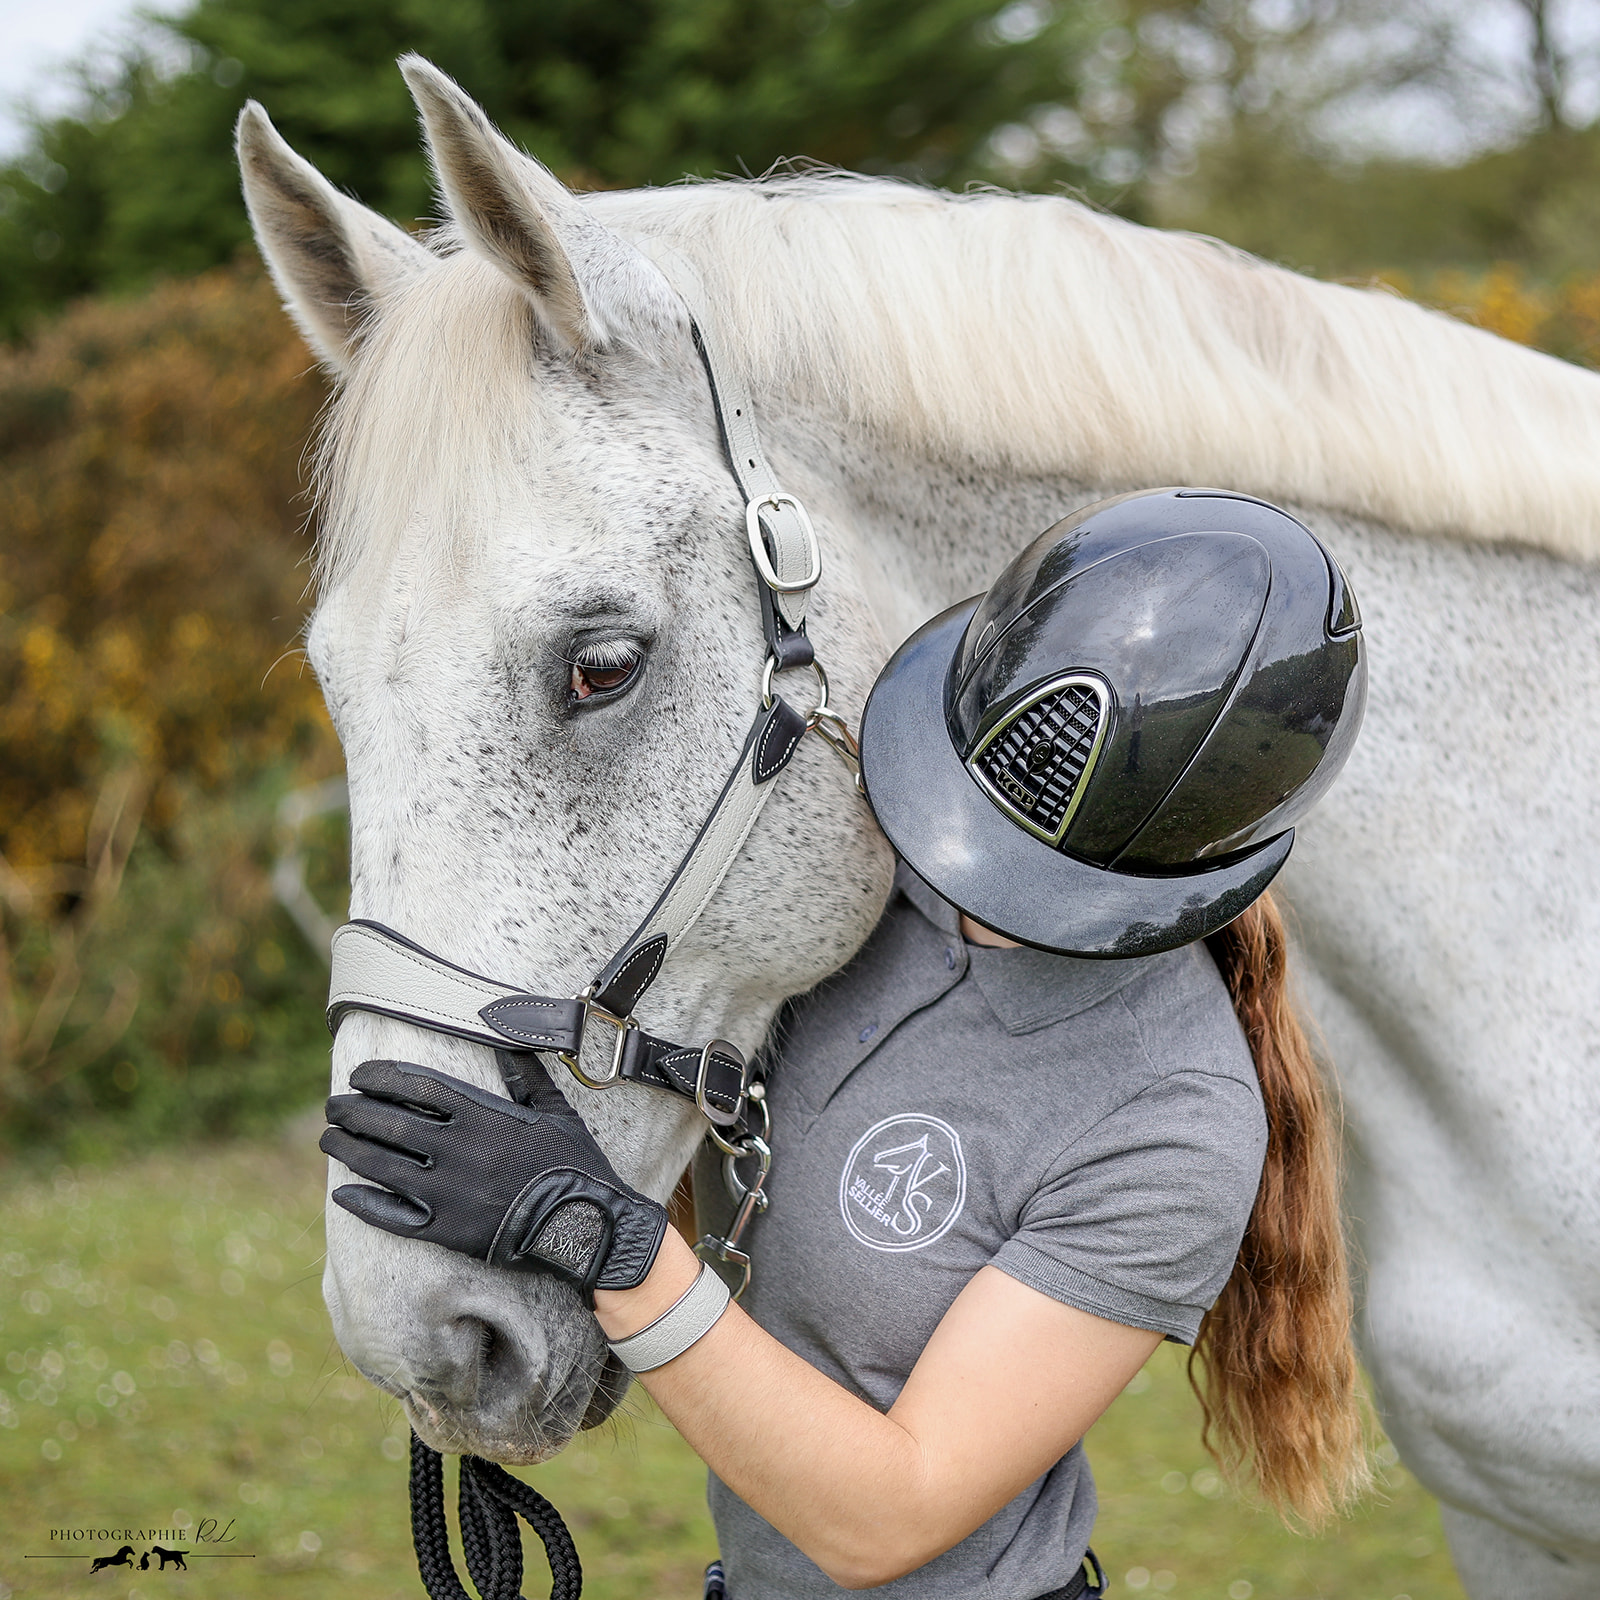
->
<box><xmin>237</xmin><ymin>59</ymin><xmax>1600</xmax><ymax>1599</ymax></box>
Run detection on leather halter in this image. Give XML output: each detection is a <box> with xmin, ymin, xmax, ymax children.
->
<box><xmin>325</xmin><ymin>251</ymin><xmax>860</xmax><ymax>1260</ymax></box>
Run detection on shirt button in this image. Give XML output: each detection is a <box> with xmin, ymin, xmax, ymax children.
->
<box><xmin>945</xmin><ymin>947</ymin><xmax>957</xmax><ymax>970</ymax></box>
<box><xmin>858</xmin><ymin>1024</ymin><xmax>876</xmax><ymax>1044</ymax></box>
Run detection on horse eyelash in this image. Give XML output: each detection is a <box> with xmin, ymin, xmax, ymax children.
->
<box><xmin>565</xmin><ymin>639</ymin><xmax>644</xmax><ymax>670</ymax></box>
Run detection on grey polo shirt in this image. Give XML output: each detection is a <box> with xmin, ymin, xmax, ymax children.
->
<box><xmin>700</xmin><ymin>865</ymin><xmax>1265</xmax><ymax>1600</ymax></box>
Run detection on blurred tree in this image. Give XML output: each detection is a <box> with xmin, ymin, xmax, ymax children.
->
<box><xmin>972</xmin><ymin>0</ymin><xmax>1600</xmax><ymax>258</ymax></box>
<box><xmin>0</xmin><ymin>260</ymin><xmax>344</xmax><ymax>1151</ymax></box>
<box><xmin>0</xmin><ymin>0</ymin><xmax>1098</xmax><ymax>338</ymax></box>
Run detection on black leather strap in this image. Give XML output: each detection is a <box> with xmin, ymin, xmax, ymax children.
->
<box><xmin>617</xmin><ymin>1031</ymin><xmax>760</xmax><ymax>1131</ymax></box>
<box><xmin>759</xmin><ymin>577</ymin><xmax>815</xmax><ymax>669</ymax></box>
<box><xmin>478</xmin><ymin>994</ymin><xmax>586</xmax><ymax>1056</ymax></box>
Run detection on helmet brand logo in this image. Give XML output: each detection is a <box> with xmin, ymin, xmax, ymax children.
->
<box><xmin>839</xmin><ymin>1114</ymin><xmax>967</xmax><ymax>1253</ymax></box>
<box><xmin>997</xmin><ymin>771</ymin><xmax>1039</xmax><ymax>811</ymax></box>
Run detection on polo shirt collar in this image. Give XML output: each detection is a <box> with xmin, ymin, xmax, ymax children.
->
<box><xmin>894</xmin><ymin>861</ymin><xmax>962</xmax><ymax>936</ymax></box>
<box><xmin>896</xmin><ymin>860</ymin><xmax>1156</xmax><ymax>1036</ymax></box>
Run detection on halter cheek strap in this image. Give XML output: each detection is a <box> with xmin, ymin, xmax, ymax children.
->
<box><xmin>324</xmin><ymin>251</ymin><xmax>852</xmax><ymax>1294</ymax></box>
<box><xmin>640</xmin><ymin>237</ymin><xmax>820</xmax><ymax>662</ymax></box>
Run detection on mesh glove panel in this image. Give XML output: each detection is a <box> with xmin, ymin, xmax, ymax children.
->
<box><xmin>321</xmin><ymin>1059</ymin><xmax>667</xmax><ymax>1293</ymax></box>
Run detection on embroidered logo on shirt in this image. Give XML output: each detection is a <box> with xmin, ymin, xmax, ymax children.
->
<box><xmin>838</xmin><ymin>1114</ymin><xmax>967</xmax><ymax>1253</ymax></box>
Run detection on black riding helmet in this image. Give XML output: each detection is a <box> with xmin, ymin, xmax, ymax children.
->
<box><xmin>859</xmin><ymin>488</ymin><xmax>1366</xmax><ymax>958</ymax></box>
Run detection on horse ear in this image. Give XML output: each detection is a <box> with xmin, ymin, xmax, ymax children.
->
<box><xmin>237</xmin><ymin>103</ymin><xmax>429</xmax><ymax>373</ymax></box>
<box><xmin>399</xmin><ymin>55</ymin><xmax>599</xmax><ymax>351</ymax></box>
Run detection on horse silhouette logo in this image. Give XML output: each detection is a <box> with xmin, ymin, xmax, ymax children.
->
<box><xmin>89</xmin><ymin>1545</ymin><xmax>136</xmax><ymax>1573</ymax></box>
<box><xmin>149</xmin><ymin>1546</ymin><xmax>189</xmax><ymax>1569</ymax></box>
<box><xmin>839</xmin><ymin>1113</ymin><xmax>966</xmax><ymax>1253</ymax></box>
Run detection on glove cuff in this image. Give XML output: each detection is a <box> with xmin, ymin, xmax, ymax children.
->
<box><xmin>489</xmin><ymin>1169</ymin><xmax>666</xmax><ymax>1292</ymax></box>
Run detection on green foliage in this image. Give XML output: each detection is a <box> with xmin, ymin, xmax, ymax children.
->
<box><xmin>0</xmin><ymin>261</ymin><xmax>342</xmax><ymax>1154</ymax></box>
<box><xmin>1157</xmin><ymin>120</ymin><xmax>1600</xmax><ymax>283</ymax></box>
<box><xmin>0</xmin><ymin>0</ymin><xmax>1096</xmax><ymax>338</ymax></box>
<box><xmin>0</xmin><ymin>1136</ymin><xmax>1465</xmax><ymax>1596</ymax></box>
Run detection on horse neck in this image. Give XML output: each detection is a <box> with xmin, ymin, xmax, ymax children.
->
<box><xmin>773</xmin><ymin>405</ymin><xmax>1103</xmax><ymax>647</ymax></box>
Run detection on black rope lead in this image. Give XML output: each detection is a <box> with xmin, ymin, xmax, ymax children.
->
<box><xmin>410</xmin><ymin>1431</ymin><xmax>583</xmax><ymax>1600</ymax></box>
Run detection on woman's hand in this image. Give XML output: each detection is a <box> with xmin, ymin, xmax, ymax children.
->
<box><xmin>596</xmin><ymin>1232</ymin><xmax>1162</xmax><ymax>1589</ymax></box>
<box><xmin>320</xmin><ymin>1059</ymin><xmax>668</xmax><ymax>1292</ymax></box>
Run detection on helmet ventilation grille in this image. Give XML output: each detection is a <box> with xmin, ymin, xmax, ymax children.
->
<box><xmin>969</xmin><ymin>679</ymin><xmax>1107</xmax><ymax>845</ymax></box>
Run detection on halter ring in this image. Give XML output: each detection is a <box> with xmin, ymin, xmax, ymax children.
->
<box><xmin>558</xmin><ymin>989</ymin><xmax>637</xmax><ymax>1090</ymax></box>
<box><xmin>761</xmin><ymin>654</ymin><xmax>829</xmax><ymax>713</ymax></box>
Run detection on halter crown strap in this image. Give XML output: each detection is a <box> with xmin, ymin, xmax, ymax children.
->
<box><xmin>639</xmin><ymin>238</ymin><xmax>819</xmax><ymax>657</ymax></box>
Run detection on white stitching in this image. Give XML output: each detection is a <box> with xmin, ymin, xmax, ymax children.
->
<box><xmin>604</xmin><ymin>937</ymin><xmax>666</xmax><ymax>1008</ymax></box>
<box><xmin>755</xmin><ymin>709</ymin><xmax>803</xmax><ymax>784</ymax></box>
<box><xmin>479</xmin><ymin>1003</ymin><xmax>570</xmax><ymax>1047</ymax></box>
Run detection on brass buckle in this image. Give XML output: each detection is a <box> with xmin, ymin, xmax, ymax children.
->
<box><xmin>558</xmin><ymin>989</ymin><xmax>637</xmax><ymax>1090</ymax></box>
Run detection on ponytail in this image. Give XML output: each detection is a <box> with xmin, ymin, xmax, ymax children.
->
<box><xmin>1195</xmin><ymin>890</ymin><xmax>1370</xmax><ymax>1526</ymax></box>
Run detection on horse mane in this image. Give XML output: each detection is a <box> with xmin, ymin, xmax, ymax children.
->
<box><xmin>591</xmin><ymin>174</ymin><xmax>1600</xmax><ymax>564</ymax></box>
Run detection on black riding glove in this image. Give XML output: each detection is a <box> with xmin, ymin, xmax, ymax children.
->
<box><xmin>320</xmin><ymin>1059</ymin><xmax>668</xmax><ymax>1293</ymax></box>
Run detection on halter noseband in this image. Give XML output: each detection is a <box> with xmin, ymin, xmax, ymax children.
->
<box><xmin>325</xmin><ymin>246</ymin><xmax>861</xmax><ymax>1296</ymax></box>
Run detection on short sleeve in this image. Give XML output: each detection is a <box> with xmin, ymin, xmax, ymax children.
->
<box><xmin>990</xmin><ymin>1069</ymin><xmax>1267</xmax><ymax>1343</ymax></box>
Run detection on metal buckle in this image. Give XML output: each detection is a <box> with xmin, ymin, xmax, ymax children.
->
<box><xmin>558</xmin><ymin>988</ymin><xmax>637</xmax><ymax>1090</ymax></box>
<box><xmin>695</xmin><ymin>1038</ymin><xmax>751</xmax><ymax>1129</ymax></box>
<box><xmin>745</xmin><ymin>493</ymin><xmax>822</xmax><ymax>594</ymax></box>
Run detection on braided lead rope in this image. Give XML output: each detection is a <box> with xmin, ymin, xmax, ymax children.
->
<box><xmin>459</xmin><ymin>1459</ymin><xmax>523</xmax><ymax>1600</ymax></box>
<box><xmin>410</xmin><ymin>1432</ymin><xmax>583</xmax><ymax>1600</ymax></box>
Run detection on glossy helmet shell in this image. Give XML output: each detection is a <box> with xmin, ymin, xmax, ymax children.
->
<box><xmin>859</xmin><ymin>488</ymin><xmax>1367</xmax><ymax>957</ymax></box>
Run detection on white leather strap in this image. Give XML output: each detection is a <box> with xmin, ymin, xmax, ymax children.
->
<box><xmin>607</xmin><ymin>1261</ymin><xmax>731</xmax><ymax>1373</ymax></box>
<box><xmin>327</xmin><ymin>922</ymin><xmax>580</xmax><ymax>1052</ymax></box>
<box><xmin>637</xmin><ymin>238</ymin><xmax>818</xmax><ymax>633</ymax></box>
<box><xmin>631</xmin><ymin>705</ymin><xmax>798</xmax><ymax>965</ymax></box>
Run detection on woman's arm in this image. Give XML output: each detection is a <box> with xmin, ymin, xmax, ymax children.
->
<box><xmin>594</xmin><ymin>1231</ymin><xmax>1161</xmax><ymax>1590</ymax></box>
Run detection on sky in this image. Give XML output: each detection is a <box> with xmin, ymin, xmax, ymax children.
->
<box><xmin>0</xmin><ymin>0</ymin><xmax>154</xmax><ymax>154</ymax></box>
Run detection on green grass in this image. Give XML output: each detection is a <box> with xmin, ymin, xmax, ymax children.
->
<box><xmin>0</xmin><ymin>1133</ymin><xmax>1465</xmax><ymax>1600</ymax></box>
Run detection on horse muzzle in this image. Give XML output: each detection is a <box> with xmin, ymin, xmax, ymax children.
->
<box><xmin>324</xmin><ymin>1225</ymin><xmax>629</xmax><ymax>1464</ymax></box>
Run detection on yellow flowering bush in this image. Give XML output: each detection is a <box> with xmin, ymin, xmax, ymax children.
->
<box><xmin>1377</xmin><ymin>264</ymin><xmax>1600</xmax><ymax>370</ymax></box>
<box><xmin>0</xmin><ymin>260</ymin><xmax>341</xmax><ymax>1149</ymax></box>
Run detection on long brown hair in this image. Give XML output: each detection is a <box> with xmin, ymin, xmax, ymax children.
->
<box><xmin>1196</xmin><ymin>889</ymin><xmax>1370</xmax><ymax>1526</ymax></box>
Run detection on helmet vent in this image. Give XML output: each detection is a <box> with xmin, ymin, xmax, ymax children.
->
<box><xmin>967</xmin><ymin>676</ymin><xmax>1109</xmax><ymax>845</ymax></box>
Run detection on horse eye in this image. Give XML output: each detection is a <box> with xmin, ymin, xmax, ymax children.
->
<box><xmin>568</xmin><ymin>642</ymin><xmax>644</xmax><ymax>704</ymax></box>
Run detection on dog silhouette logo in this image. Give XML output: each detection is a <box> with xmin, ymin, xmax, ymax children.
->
<box><xmin>149</xmin><ymin>1545</ymin><xmax>190</xmax><ymax>1569</ymax></box>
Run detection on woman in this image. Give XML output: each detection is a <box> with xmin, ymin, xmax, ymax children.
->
<box><xmin>324</xmin><ymin>489</ymin><xmax>1372</xmax><ymax>1599</ymax></box>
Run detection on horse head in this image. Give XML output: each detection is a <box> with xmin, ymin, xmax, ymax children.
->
<box><xmin>238</xmin><ymin>58</ymin><xmax>894</xmax><ymax>1462</ymax></box>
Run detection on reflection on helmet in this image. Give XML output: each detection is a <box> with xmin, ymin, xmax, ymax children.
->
<box><xmin>860</xmin><ymin>488</ymin><xmax>1367</xmax><ymax>958</ymax></box>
